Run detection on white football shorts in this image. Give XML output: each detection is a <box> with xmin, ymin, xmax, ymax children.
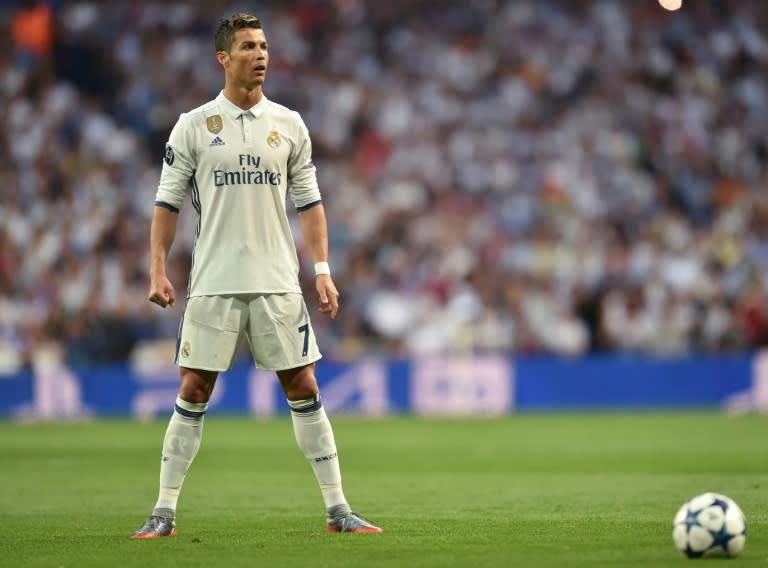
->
<box><xmin>175</xmin><ymin>293</ymin><xmax>322</xmax><ymax>371</ymax></box>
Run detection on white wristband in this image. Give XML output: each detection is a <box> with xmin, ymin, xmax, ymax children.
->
<box><xmin>314</xmin><ymin>261</ymin><xmax>331</xmax><ymax>276</ymax></box>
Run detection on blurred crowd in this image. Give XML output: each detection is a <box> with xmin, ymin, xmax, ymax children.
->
<box><xmin>2</xmin><ymin>0</ymin><xmax>768</xmax><ymax>369</ymax></box>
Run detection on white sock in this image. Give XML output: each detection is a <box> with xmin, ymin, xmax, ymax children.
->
<box><xmin>288</xmin><ymin>395</ymin><xmax>350</xmax><ymax>515</ymax></box>
<box><xmin>152</xmin><ymin>396</ymin><xmax>207</xmax><ymax>517</ymax></box>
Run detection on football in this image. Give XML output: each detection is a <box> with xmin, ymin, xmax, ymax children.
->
<box><xmin>672</xmin><ymin>492</ymin><xmax>747</xmax><ymax>558</ymax></box>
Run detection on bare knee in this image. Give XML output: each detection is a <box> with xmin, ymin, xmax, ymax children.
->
<box><xmin>179</xmin><ymin>367</ymin><xmax>218</xmax><ymax>403</ymax></box>
<box><xmin>277</xmin><ymin>364</ymin><xmax>319</xmax><ymax>401</ymax></box>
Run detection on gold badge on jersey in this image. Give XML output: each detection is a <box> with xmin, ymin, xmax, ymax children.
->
<box><xmin>181</xmin><ymin>341</ymin><xmax>191</xmax><ymax>358</ymax></box>
<box><xmin>207</xmin><ymin>115</ymin><xmax>223</xmax><ymax>134</ymax></box>
<box><xmin>267</xmin><ymin>130</ymin><xmax>282</xmax><ymax>149</ymax></box>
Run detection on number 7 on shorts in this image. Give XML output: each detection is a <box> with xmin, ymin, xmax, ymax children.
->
<box><xmin>298</xmin><ymin>323</ymin><xmax>309</xmax><ymax>357</ymax></box>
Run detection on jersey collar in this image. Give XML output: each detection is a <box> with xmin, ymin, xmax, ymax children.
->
<box><xmin>216</xmin><ymin>91</ymin><xmax>269</xmax><ymax>119</ymax></box>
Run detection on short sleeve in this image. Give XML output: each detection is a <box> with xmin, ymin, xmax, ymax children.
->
<box><xmin>155</xmin><ymin>113</ymin><xmax>196</xmax><ymax>211</ymax></box>
<box><xmin>287</xmin><ymin>113</ymin><xmax>322</xmax><ymax>209</ymax></box>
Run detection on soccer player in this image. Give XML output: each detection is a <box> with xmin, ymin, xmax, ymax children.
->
<box><xmin>131</xmin><ymin>12</ymin><xmax>382</xmax><ymax>538</ymax></box>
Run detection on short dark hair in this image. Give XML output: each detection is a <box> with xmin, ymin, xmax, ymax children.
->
<box><xmin>215</xmin><ymin>13</ymin><xmax>262</xmax><ymax>53</ymax></box>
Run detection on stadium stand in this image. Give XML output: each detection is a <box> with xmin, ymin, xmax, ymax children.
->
<box><xmin>1</xmin><ymin>0</ymin><xmax>767</xmax><ymax>370</ymax></box>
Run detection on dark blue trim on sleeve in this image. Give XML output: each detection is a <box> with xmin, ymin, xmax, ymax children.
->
<box><xmin>296</xmin><ymin>199</ymin><xmax>322</xmax><ymax>212</ymax></box>
<box><xmin>155</xmin><ymin>201</ymin><xmax>180</xmax><ymax>213</ymax></box>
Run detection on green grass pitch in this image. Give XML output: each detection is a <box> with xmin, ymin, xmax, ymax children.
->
<box><xmin>1</xmin><ymin>413</ymin><xmax>766</xmax><ymax>567</ymax></box>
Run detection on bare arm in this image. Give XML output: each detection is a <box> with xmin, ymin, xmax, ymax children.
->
<box><xmin>148</xmin><ymin>205</ymin><xmax>179</xmax><ymax>308</ymax></box>
<box><xmin>298</xmin><ymin>203</ymin><xmax>339</xmax><ymax>319</ymax></box>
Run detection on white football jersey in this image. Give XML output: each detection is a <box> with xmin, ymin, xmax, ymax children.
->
<box><xmin>155</xmin><ymin>92</ymin><xmax>321</xmax><ymax>297</ymax></box>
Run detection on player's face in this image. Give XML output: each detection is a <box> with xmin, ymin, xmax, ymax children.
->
<box><xmin>222</xmin><ymin>28</ymin><xmax>269</xmax><ymax>89</ymax></box>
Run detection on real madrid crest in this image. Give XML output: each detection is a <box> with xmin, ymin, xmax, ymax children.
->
<box><xmin>181</xmin><ymin>340</ymin><xmax>191</xmax><ymax>358</ymax></box>
<box><xmin>206</xmin><ymin>115</ymin><xmax>223</xmax><ymax>134</ymax></box>
<box><xmin>267</xmin><ymin>130</ymin><xmax>281</xmax><ymax>149</ymax></box>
